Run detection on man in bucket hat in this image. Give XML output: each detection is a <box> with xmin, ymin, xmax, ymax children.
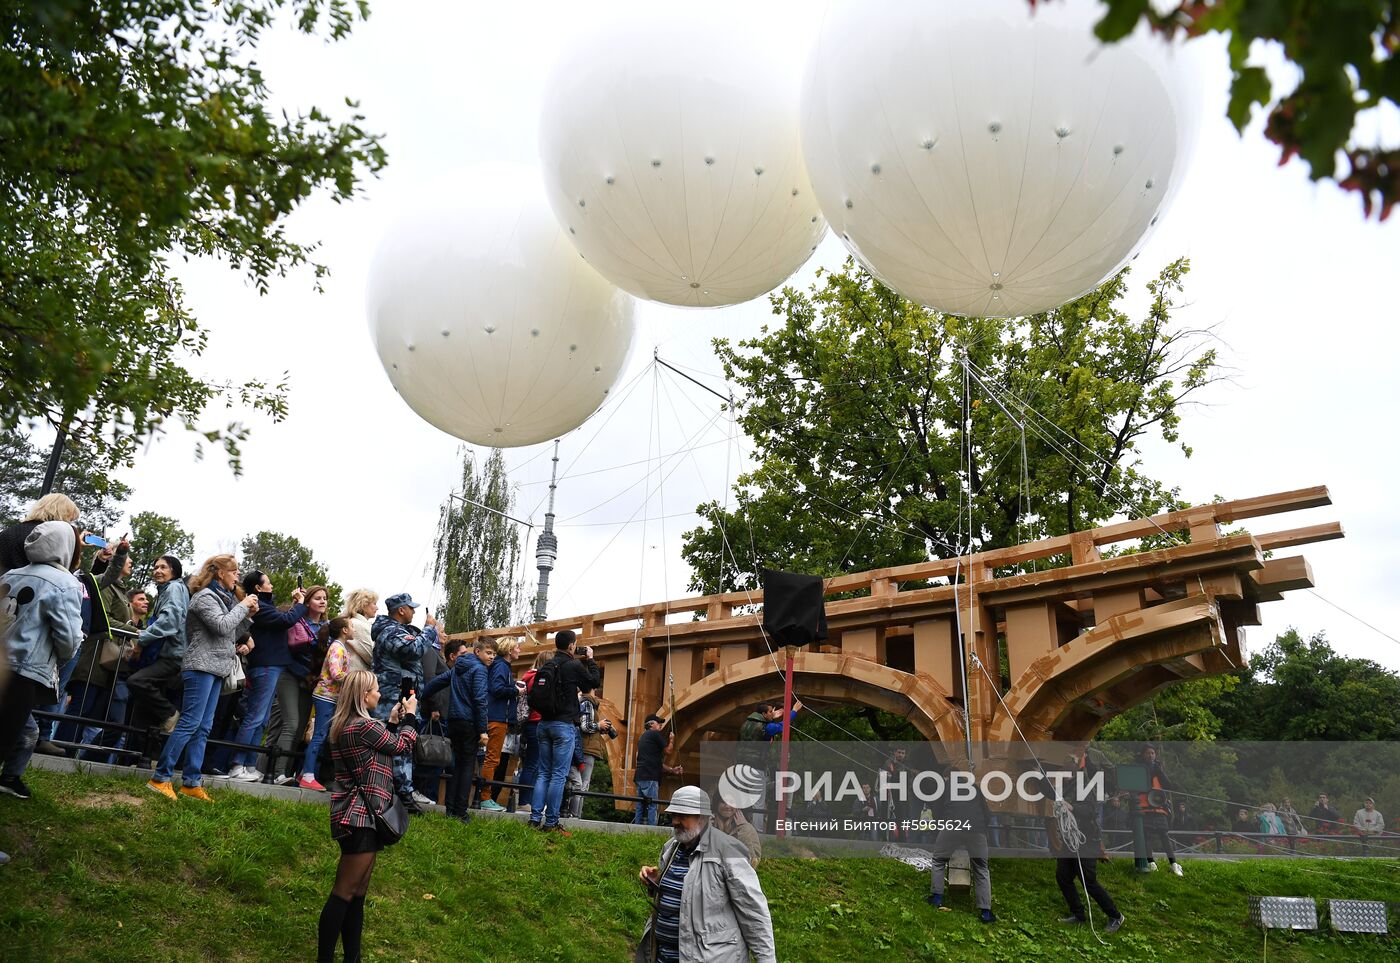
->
<box><xmin>370</xmin><ymin>592</ymin><xmax>439</xmax><ymax>811</ymax></box>
<box><xmin>635</xmin><ymin>786</ymin><xmax>775</xmax><ymax>963</ymax></box>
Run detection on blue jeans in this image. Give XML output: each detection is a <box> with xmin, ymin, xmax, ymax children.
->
<box><xmin>155</xmin><ymin>671</ymin><xmax>222</xmax><ymax>786</ymax></box>
<box><xmin>232</xmin><ymin>664</ymin><xmax>282</xmax><ymax>769</ymax></box>
<box><xmin>36</xmin><ymin>650</ymin><xmax>81</xmax><ymax>739</ymax></box>
<box><xmin>79</xmin><ymin>680</ymin><xmax>129</xmax><ymax>763</ymax></box>
<box><xmin>530</xmin><ymin>720</ymin><xmax>574</xmax><ymax>827</ymax></box>
<box><xmin>634</xmin><ymin>779</ymin><xmax>660</xmax><ymax>825</ymax></box>
<box><xmin>2</xmin><ymin>714</ymin><xmax>38</xmax><ymax>779</ymax></box>
<box><xmin>301</xmin><ymin>695</ymin><xmax>335</xmax><ymax>778</ymax></box>
<box><xmin>518</xmin><ymin>721</ymin><xmax>539</xmax><ymax>807</ymax></box>
<box><xmin>55</xmin><ymin>681</ymin><xmax>110</xmax><ymax>746</ymax></box>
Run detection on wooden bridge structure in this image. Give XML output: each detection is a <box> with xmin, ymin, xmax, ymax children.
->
<box><xmin>451</xmin><ymin>486</ymin><xmax>1341</xmax><ymax>803</ymax></box>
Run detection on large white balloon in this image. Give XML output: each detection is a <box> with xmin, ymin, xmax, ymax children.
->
<box><xmin>801</xmin><ymin>0</ymin><xmax>1199</xmax><ymax>318</ymax></box>
<box><xmin>538</xmin><ymin>12</ymin><xmax>827</xmax><ymax>307</ymax></box>
<box><xmin>367</xmin><ymin>169</ymin><xmax>636</xmax><ymax>448</ymax></box>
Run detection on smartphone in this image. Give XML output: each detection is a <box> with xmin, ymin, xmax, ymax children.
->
<box><xmin>296</xmin><ymin>573</ymin><xmax>304</xmax><ymax>590</ymax></box>
<box><xmin>400</xmin><ymin>680</ymin><xmax>416</xmax><ymax>703</ymax></box>
<box><xmin>82</xmin><ymin>534</ymin><xmax>108</xmax><ymax>549</ymax></box>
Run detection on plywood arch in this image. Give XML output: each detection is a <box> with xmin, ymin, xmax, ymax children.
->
<box><xmin>667</xmin><ymin>650</ymin><xmax>966</xmax><ymax>755</ymax></box>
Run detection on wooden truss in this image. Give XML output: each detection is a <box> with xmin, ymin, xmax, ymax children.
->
<box><xmin>449</xmin><ymin>486</ymin><xmax>1340</xmax><ymax>798</ymax></box>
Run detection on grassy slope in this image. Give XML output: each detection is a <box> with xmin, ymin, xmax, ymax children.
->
<box><xmin>0</xmin><ymin>770</ymin><xmax>1397</xmax><ymax>962</ymax></box>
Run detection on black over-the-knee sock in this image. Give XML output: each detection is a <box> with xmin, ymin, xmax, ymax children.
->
<box><xmin>317</xmin><ymin>894</ymin><xmax>350</xmax><ymax>963</ymax></box>
<box><xmin>342</xmin><ymin>895</ymin><xmax>366</xmax><ymax>962</ymax></box>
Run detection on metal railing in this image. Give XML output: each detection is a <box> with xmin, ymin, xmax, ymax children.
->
<box><xmin>31</xmin><ymin>708</ymin><xmax>300</xmax><ymax>773</ymax></box>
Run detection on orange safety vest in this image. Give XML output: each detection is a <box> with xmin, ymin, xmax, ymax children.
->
<box><xmin>1138</xmin><ymin>772</ymin><xmax>1167</xmax><ymax>814</ymax></box>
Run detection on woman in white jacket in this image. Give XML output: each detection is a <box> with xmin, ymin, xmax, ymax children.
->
<box><xmin>342</xmin><ymin>588</ymin><xmax>379</xmax><ymax>673</ymax></box>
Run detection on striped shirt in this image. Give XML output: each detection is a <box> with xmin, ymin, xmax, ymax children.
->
<box><xmin>654</xmin><ymin>845</ymin><xmax>691</xmax><ymax>963</ymax></box>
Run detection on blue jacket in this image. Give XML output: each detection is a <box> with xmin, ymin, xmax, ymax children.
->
<box><xmin>370</xmin><ymin>614</ymin><xmax>437</xmax><ymax>700</ymax></box>
<box><xmin>0</xmin><ymin>521</ymin><xmax>84</xmax><ymax>691</ymax></box>
<box><xmin>487</xmin><ymin>655</ymin><xmax>519</xmax><ymax>724</ymax></box>
<box><xmin>137</xmin><ymin>577</ymin><xmax>191</xmax><ymax>663</ymax></box>
<box><xmin>246</xmin><ymin>592</ymin><xmax>309</xmax><ymax>669</ymax></box>
<box><xmin>423</xmin><ymin>651</ymin><xmax>489</xmax><ymax>731</ymax></box>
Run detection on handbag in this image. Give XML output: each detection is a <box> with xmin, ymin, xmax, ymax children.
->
<box><xmin>98</xmin><ymin>637</ymin><xmax>128</xmax><ymax>672</ymax></box>
<box><xmin>414</xmin><ymin>720</ymin><xmax>454</xmax><ymax>769</ymax></box>
<box><xmin>346</xmin><ymin>761</ymin><xmax>409</xmax><ymax>846</ymax></box>
<box><xmin>222</xmin><ymin>655</ymin><xmax>246</xmax><ymax>696</ymax></box>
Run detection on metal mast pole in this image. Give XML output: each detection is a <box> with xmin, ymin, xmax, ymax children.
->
<box><xmin>533</xmin><ymin>440</ymin><xmax>561</xmax><ymax>621</ymax></box>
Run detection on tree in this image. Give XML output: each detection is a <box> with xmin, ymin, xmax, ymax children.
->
<box><xmin>0</xmin><ymin>425</ymin><xmax>131</xmax><ymax>529</ymax></box>
<box><xmin>1097</xmin><ymin>674</ymin><xmax>1239</xmax><ymax>742</ymax></box>
<box><xmin>127</xmin><ymin>511</ymin><xmax>196</xmax><ymax>582</ymax></box>
<box><xmin>1216</xmin><ymin>628</ymin><xmax>1400</xmax><ymax>741</ymax></box>
<box><xmin>432</xmin><ymin>448</ymin><xmax>528</xmax><ymax>633</ymax></box>
<box><xmin>0</xmin><ymin>1</ymin><xmax>386</xmax><ymax>473</ymax></box>
<box><xmin>1090</xmin><ymin>1</ymin><xmax>1400</xmax><ymax>220</ymax></box>
<box><xmin>681</xmin><ymin>258</ymin><xmax>1219</xmax><ymax>592</ymax></box>
<box><xmin>240</xmin><ymin>530</ymin><xmax>343</xmax><ymax>613</ymax></box>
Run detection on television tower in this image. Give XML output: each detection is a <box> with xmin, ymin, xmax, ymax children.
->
<box><xmin>533</xmin><ymin>440</ymin><xmax>561</xmax><ymax>621</ymax></box>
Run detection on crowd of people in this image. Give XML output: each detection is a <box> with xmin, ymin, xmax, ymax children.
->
<box><xmin>0</xmin><ymin>493</ymin><xmax>638</xmax><ymax>827</ymax></box>
<box><xmin>0</xmin><ymin>492</ymin><xmax>784</xmax><ymax>962</ymax></box>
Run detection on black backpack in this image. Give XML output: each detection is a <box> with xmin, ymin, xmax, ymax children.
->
<box><xmin>527</xmin><ymin>656</ymin><xmax>570</xmax><ymax>718</ymax></box>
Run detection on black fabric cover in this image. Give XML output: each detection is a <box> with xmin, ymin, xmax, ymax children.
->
<box><xmin>761</xmin><ymin>569</ymin><xmax>829</xmax><ymax>646</ymax></box>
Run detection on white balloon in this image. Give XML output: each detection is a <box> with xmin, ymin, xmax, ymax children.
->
<box><xmin>801</xmin><ymin>0</ymin><xmax>1200</xmax><ymax>318</ymax></box>
<box><xmin>538</xmin><ymin>11</ymin><xmax>827</xmax><ymax>307</ymax></box>
<box><xmin>367</xmin><ymin>168</ymin><xmax>636</xmax><ymax>448</ymax></box>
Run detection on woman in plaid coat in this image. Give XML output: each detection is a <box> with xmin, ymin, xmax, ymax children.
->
<box><xmin>318</xmin><ymin>669</ymin><xmax>418</xmax><ymax>963</ymax></box>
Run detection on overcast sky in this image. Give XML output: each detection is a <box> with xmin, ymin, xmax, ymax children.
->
<box><xmin>103</xmin><ymin>1</ymin><xmax>1399</xmax><ymax>670</ymax></box>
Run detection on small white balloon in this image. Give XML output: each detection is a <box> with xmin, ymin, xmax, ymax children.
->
<box><xmin>801</xmin><ymin>0</ymin><xmax>1200</xmax><ymax>318</ymax></box>
<box><xmin>367</xmin><ymin>168</ymin><xmax>636</xmax><ymax>448</ymax></box>
<box><xmin>539</xmin><ymin>11</ymin><xmax>826</xmax><ymax>307</ymax></box>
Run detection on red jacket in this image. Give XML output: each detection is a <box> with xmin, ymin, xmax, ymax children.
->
<box><xmin>523</xmin><ymin>668</ymin><xmax>542</xmax><ymax>723</ymax></box>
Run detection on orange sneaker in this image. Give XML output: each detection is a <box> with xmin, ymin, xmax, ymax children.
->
<box><xmin>179</xmin><ymin>786</ymin><xmax>213</xmax><ymax>803</ymax></box>
<box><xmin>146</xmin><ymin>779</ymin><xmax>177</xmax><ymax>801</ymax></box>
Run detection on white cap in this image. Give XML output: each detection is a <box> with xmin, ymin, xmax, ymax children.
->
<box><xmin>663</xmin><ymin>785</ymin><xmax>712</xmax><ymax>817</ymax></box>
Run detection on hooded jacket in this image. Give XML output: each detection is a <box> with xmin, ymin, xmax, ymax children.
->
<box><xmin>0</xmin><ymin>521</ymin><xmax>84</xmax><ymax>692</ymax></box>
<box><xmin>137</xmin><ymin>576</ymin><xmax>191</xmax><ymax>662</ymax></box>
<box><xmin>423</xmin><ymin>651</ymin><xmax>490</xmax><ymax>730</ymax></box>
<box><xmin>370</xmin><ymin>614</ymin><xmax>437</xmax><ymax>699</ymax></box>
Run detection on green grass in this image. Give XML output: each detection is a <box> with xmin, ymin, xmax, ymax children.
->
<box><xmin>1</xmin><ymin>770</ymin><xmax>1398</xmax><ymax>961</ymax></box>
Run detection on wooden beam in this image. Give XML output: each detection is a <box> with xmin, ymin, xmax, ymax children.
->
<box><xmin>1247</xmin><ymin>556</ymin><xmax>1314</xmax><ymax>602</ymax></box>
<box><xmin>1088</xmin><ymin>486</ymin><xmax>1331</xmax><ymax>547</ymax></box>
<box><xmin>912</xmin><ymin>619</ymin><xmax>958</xmax><ymax>696</ymax></box>
<box><xmin>1256</xmin><ymin>522</ymin><xmax>1345</xmax><ymax>551</ymax></box>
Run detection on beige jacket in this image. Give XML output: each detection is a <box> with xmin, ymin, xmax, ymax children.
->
<box><xmin>715</xmin><ymin>817</ymin><xmax>762</xmax><ymax>867</ymax></box>
<box><xmin>346</xmin><ymin>613</ymin><xmax>375</xmax><ymax>673</ymax></box>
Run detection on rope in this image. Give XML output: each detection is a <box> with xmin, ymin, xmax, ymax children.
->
<box><xmin>956</xmin><ymin>350</ymin><xmax>1104</xmax><ymax>943</ymax></box>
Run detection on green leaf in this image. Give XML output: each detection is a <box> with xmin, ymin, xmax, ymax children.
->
<box><xmin>1228</xmin><ymin>65</ymin><xmax>1272</xmax><ymax>130</ymax></box>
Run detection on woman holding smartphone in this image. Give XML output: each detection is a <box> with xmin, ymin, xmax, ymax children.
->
<box><xmin>319</xmin><ymin>670</ymin><xmax>418</xmax><ymax>963</ymax></box>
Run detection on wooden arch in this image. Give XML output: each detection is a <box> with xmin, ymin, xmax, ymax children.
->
<box><xmin>666</xmin><ymin>650</ymin><xmax>967</xmax><ymax>755</ymax></box>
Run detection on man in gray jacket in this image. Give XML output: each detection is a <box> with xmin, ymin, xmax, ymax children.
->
<box><xmin>636</xmin><ymin>786</ymin><xmax>776</xmax><ymax>963</ymax></box>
